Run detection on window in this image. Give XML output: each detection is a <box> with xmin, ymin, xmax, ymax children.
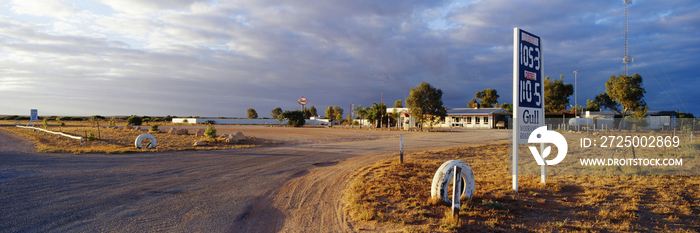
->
<box><xmin>475</xmin><ymin>117</ymin><xmax>480</xmax><ymax>124</ymax></box>
<box><xmin>484</xmin><ymin>117</ymin><xmax>489</xmax><ymax>124</ymax></box>
<box><xmin>452</xmin><ymin>117</ymin><xmax>460</xmax><ymax>123</ymax></box>
<box><xmin>466</xmin><ymin>117</ymin><xmax>472</xmax><ymax>124</ymax></box>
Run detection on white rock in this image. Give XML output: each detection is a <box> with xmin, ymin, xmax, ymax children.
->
<box><xmin>233</xmin><ymin>131</ymin><xmax>245</xmax><ymax>141</ymax></box>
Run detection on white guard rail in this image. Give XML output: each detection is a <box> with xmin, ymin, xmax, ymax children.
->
<box><xmin>15</xmin><ymin>124</ymin><xmax>84</xmax><ymax>146</ymax></box>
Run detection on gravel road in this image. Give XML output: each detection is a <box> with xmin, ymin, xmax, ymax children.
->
<box><xmin>0</xmin><ymin>126</ymin><xmax>509</xmax><ymax>232</ymax></box>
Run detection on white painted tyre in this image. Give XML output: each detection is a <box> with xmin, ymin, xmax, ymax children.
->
<box><xmin>430</xmin><ymin>160</ymin><xmax>475</xmax><ymax>204</ymax></box>
<box><xmin>135</xmin><ymin>133</ymin><xmax>157</xmax><ymax>149</ymax></box>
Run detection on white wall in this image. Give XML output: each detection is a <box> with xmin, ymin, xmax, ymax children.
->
<box><xmin>172</xmin><ymin>118</ymin><xmax>288</xmax><ymax>125</ymax></box>
<box><xmin>441</xmin><ymin>115</ymin><xmax>492</xmax><ymax>128</ymax></box>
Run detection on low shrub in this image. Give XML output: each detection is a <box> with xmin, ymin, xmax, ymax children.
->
<box><xmin>127</xmin><ymin>115</ymin><xmax>142</xmax><ymax>125</ymax></box>
<box><xmin>87</xmin><ymin>132</ymin><xmax>97</xmax><ymax>141</ymax></box>
<box><xmin>204</xmin><ymin>125</ymin><xmax>216</xmax><ymax>139</ymax></box>
<box><xmin>150</xmin><ymin>125</ymin><xmax>159</xmax><ymax>132</ymax></box>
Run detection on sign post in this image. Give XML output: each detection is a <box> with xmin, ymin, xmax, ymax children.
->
<box><xmin>513</xmin><ymin>28</ymin><xmax>545</xmax><ymax>192</ymax></box>
<box><xmin>298</xmin><ymin>96</ymin><xmax>308</xmax><ymax>111</ymax></box>
<box><xmin>30</xmin><ymin>109</ymin><xmax>38</xmax><ymax>123</ymax></box>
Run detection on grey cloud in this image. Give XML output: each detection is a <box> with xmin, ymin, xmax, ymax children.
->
<box><xmin>0</xmin><ymin>1</ymin><xmax>698</xmax><ymax>116</ymax></box>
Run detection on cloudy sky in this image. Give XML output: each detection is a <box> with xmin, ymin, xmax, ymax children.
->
<box><xmin>1</xmin><ymin>0</ymin><xmax>698</xmax><ymax>117</ymax></box>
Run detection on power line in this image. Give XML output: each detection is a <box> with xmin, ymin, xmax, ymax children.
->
<box><xmin>643</xmin><ymin>36</ymin><xmax>688</xmax><ymax>113</ymax></box>
<box><xmin>641</xmin><ymin>63</ymin><xmax>681</xmax><ymax>111</ymax></box>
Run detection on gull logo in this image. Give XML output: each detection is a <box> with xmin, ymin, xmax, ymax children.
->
<box><xmin>527</xmin><ymin>126</ymin><xmax>568</xmax><ymax>165</ymax></box>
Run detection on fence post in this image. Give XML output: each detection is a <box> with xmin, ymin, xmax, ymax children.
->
<box><xmin>400</xmin><ymin>135</ymin><xmax>404</xmax><ymax>164</ymax></box>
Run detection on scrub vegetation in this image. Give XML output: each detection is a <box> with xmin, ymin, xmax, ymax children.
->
<box><xmin>345</xmin><ymin>143</ymin><xmax>700</xmax><ymax>232</ymax></box>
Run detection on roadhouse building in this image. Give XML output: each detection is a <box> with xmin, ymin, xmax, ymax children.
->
<box><xmin>387</xmin><ymin>107</ymin><xmax>510</xmax><ymax>129</ymax></box>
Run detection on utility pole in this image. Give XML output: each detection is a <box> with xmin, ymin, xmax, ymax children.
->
<box><xmin>574</xmin><ymin>70</ymin><xmax>578</xmax><ymax>118</ymax></box>
<box><xmin>381</xmin><ymin>89</ymin><xmax>384</xmax><ymax>128</ymax></box>
<box><xmin>352</xmin><ymin>103</ymin><xmax>355</xmax><ymax>119</ymax></box>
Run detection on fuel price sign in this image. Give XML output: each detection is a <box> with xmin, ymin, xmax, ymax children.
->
<box><xmin>513</xmin><ymin>28</ymin><xmax>544</xmax><ymax>144</ymax></box>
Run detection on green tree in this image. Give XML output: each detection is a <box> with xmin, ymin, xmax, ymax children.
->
<box><xmin>127</xmin><ymin>115</ymin><xmax>142</xmax><ymax>125</ymax></box>
<box><xmin>333</xmin><ymin>106</ymin><xmax>344</xmax><ymax>119</ymax></box>
<box><xmin>366</xmin><ymin>103</ymin><xmax>387</xmax><ymax>127</ymax></box>
<box><xmin>247</xmin><ymin>108</ymin><xmax>258</xmax><ymax>119</ymax></box>
<box><xmin>571</xmin><ymin>104</ymin><xmax>585</xmax><ymax>115</ymax></box>
<box><xmin>500</xmin><ymin>103</ymin><xmax>512</xmax><ymax>112</ymax></box>
<box><xmin>475</xmin><ymin>89</ymin><xmax>499</xmax><ymax>108</ymax></box>
<box><xmin>280</xmin><ymin>110</ymin><xmax>305</xmax><ymax>127</ymax></box>
<box><xmin>544</xmin><ymin>75</ymin><xmax>574</xmax><ymax>113</ymax></box>
<box><xmin>325</xmin><ymin>106</ymin><xmax>344</xmax><ymax>122</ymax></box>
<box><xmin>335</xmin><ymin>112</ymin><xmax>343</xmax><ymax>124</ymax></box>
<box><xmin>271</xmin><ymin>107</ymin><xmax>283</xmax><ymax>120</ymax></box>
<box><xmin>593</xmin><ymin>92</ymin><xmax>616</xmax><ymax>111</ymax></box>
<box><xmin>309</xmin><ymin>105</ymin><xmax>318</xmax><ymax>117</ymax></box>
<box><xmin>586</xmin><ymin>99</ymin><xmax>600</xmax><ymax>111</ymax></box>
<box><xmin>303</xmin><ymin>107</ymin><xmax>312</xmax><ymax>119</ymax></box>
<box><xmin>603</xmin><ymin>73</ymin><xmax>647</xmax><ymax>131</ymax></box>
<box><xmin>467</xmin><ymin>98</ymin><xmax>479</xmax><ymax>108</ymax></box>
<box><xmin>325</xmin><ymin>106</ymin><xmax>335</xmax><ymax>121</ymax></box>
<box><xmin>677</xmin><ymin>112</ymin><xmax>694</xmax><ymax>118</ymax></box>
<box><xmin>354</xmin><ymin>105</ymin><xmax>368</xmax><ymax>128</ymax></box>
<box><xmin>405</xmin><ymin>82</ymin><xmax>447</xmax><ymax>129</ymax></box>
<box><xmin>393</xmin><ymin>100</ymin><xmax>403</xmax><ymax>108</ymax></box>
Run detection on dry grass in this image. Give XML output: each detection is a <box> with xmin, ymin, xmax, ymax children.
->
<box><xmin>345</xmin><ymin>143</ymin><xmax>700</xmax><ymax>232</ymax></box>
<box><xmin>1</xmin><ymin>120</ymin><xmax>274</xmax><ymax>154</ymax></box>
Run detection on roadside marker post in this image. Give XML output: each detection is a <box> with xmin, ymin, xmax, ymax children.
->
<box><xmin>400</xmin><ymin>135</ymin><xmax>404</xmax><ymax>164</ymax></box>
<box><xmin>452</xmin><ymin>165</ymin><xmax>462</xmax><ymax>221</ymax></box>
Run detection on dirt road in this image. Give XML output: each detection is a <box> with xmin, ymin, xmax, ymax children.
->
<box><xmin>0</xmin><ymin>126</ymin><xmax>509</xmax><ymax>232</ymax></box>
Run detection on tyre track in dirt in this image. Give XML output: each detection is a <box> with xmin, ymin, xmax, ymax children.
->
<box><xmin>232</xmin><ymin>128</ymin><xmax>510</xmax><ymax>232</ymax></box>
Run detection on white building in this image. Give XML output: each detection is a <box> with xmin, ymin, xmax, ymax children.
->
<box><xmin>438</xmin><ymin>108</ymin><xmax>510</xmax><ymax>129</ymax></box>
<box><xmin>386</xmin><ymin>107</ymin><xmax>510</xmax><ymax>129</ymax></box>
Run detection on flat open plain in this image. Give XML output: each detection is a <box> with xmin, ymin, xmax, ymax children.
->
<box><xmin>0</xmin><ymin>126</ymin><xmax>508</xmax><ymax>232</ymax></box>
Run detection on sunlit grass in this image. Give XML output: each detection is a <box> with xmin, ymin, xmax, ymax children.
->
<box><xmin>345</xmin><ymin>143</ymin><xmax>700</xmax><ymax>232</ymax></box>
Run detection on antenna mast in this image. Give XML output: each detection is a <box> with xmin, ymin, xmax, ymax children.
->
<box><xmin>623</xmin><ymin>0</ymin><xmax>633</xmax><ymax>76</ymax></box>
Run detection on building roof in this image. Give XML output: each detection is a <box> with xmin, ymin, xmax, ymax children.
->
<box><xmin>447</xmin><ymin>108</ymin><xmax>509</xmax><ymax>116</ymax></box>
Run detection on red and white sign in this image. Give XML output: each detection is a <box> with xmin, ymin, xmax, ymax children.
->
<box><xmin>298</xmin><ymin>97</ymin><xmax>308</xmax><ymax>105</ymax></box>
<box><xmin>524</xmin><ymin>70</ymin><xmax>537</xmax><ymax>81</ymax></box>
